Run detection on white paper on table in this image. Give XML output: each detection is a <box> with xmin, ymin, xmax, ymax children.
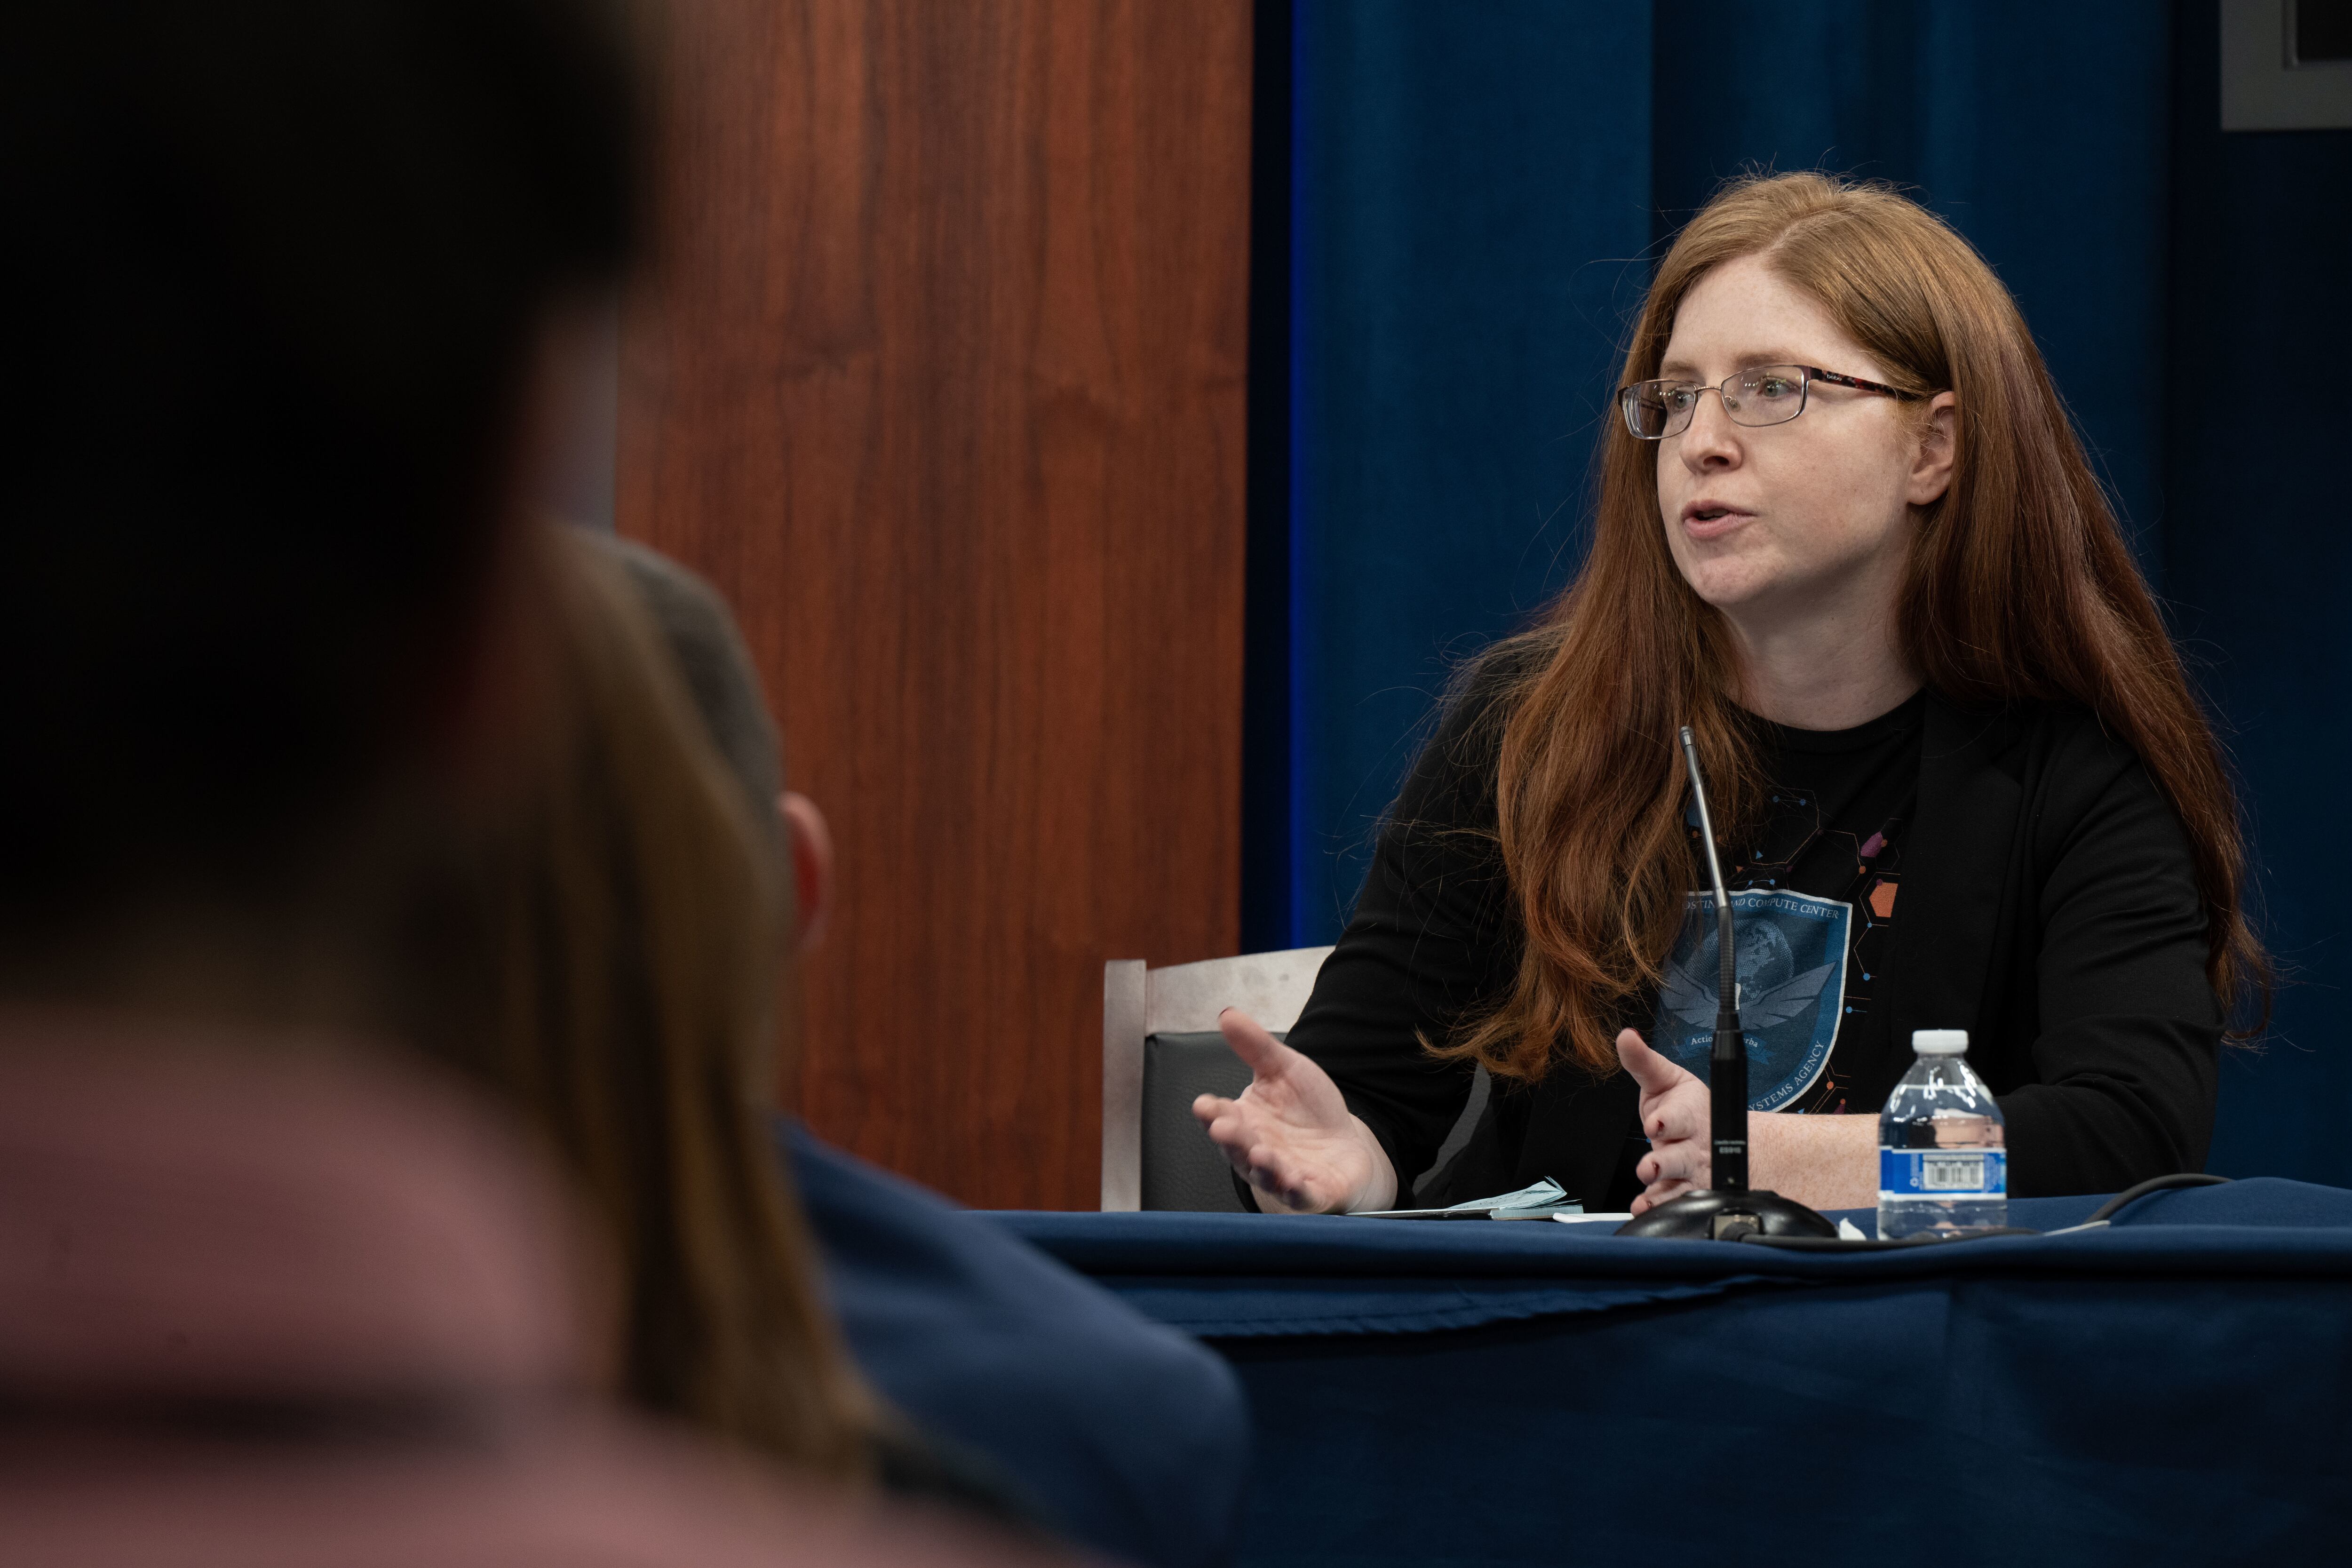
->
<box><xmin>1353</xmin><ymin>1177</ymin><xmax>1575</xmax><ymax>1220</ymax></box>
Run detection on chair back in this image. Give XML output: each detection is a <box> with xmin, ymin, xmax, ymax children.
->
<box><xmin>1100</xmin><ymin>947</ymin><xmax>1333</xmax><ymax>1211</ymax></box>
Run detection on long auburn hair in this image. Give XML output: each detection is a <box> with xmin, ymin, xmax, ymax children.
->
<box><xmin>404</xmin><ymin>526</ymin><xmax>878</xmax><ymax>1478</ymax></box>
<box><xmin>1443</xmin><ymin>171</ymin><xmax>2266</xmax><ymax>1083</ymax></box>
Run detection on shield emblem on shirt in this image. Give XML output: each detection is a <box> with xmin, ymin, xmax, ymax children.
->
<box><xmin>1653</xmin><ymin>888</ymin><xmax>1850</xmax><ymax>1111</ymax></box>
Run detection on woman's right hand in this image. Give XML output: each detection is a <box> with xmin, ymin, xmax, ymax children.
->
<box><xmin>1191</xmin><ymin>1009</ymin><xmax>1399</xmax><ymax>1214</ymax></box>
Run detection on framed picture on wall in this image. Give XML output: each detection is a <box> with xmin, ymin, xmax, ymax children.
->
<box><xmin>2222</xmin><ymin>0</ymin><xmax>2352</xmax><ymax>129</ymax></box>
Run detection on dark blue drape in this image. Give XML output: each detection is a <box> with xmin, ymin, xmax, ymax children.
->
<box><xmin>1273</xmin><ymin>0</ymin><xmax>1651</xmax><ymax>942</ymax></box>
<box><xmin>2165</xmin><ymin>9</ymin><xmax>2352</xmax><ymax>1184</ymax></box>
<box><xmin>1250</xmin><ymin>0</ymin><xmax>2352</xmax><ymax>1183</ymax></box>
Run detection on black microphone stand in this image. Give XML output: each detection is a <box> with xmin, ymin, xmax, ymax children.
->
<box><xmin>1615</xmin><ymin>727</ymin><xmax>1837</xmax><ymax>1242</ymax></box>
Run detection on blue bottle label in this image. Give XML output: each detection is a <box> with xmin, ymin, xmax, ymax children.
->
<box><xmin>1879</xmin><ymin>1147</ymin><xmax>2005</xmax><ymax>1198</ymax></box>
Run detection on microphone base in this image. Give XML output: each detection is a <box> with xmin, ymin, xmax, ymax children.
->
<box><xmin>1614</xmin><ymin>1188</ymin><xmax>1840</xmax><ymax>1241</ymax></box>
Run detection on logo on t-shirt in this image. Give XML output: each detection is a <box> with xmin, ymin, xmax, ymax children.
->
<box><xmin>1653</xmin><ymin>888</ymin><xmax>1850</xmax><ymax>1111</ymax></box>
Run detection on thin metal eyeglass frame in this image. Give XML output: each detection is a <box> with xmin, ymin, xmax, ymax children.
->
<box><xmin>1617</xmin><ymin>364</ymin><xmax>1924</xmax><ymax>441</ymax></box>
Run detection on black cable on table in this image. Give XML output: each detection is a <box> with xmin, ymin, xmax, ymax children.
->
<box><xmin>2080</xmin><ymin>1170</ymin><xmax>2232</xmax><ymax>1225</ymax></box>
<box><xmin>1738</xmin><ymin>1226</ymin><xmax>2041</xmax><ymax>1252</ymax></box>
<box><xmin>1730</xmin><ymin>1172</ymin><xmax>2233</xmax><ymax>1250</ymax></box>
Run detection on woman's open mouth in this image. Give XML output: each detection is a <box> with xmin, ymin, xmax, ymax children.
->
<box><xmin>1680</xmin><ymin>501</ymin><xmax>1753</xmax><ymax>540</ymax></box>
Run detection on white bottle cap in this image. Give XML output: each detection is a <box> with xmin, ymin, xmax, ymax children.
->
<box><xmin>1913</xmin><ymin>1029</ymin><xmax>1969</xmax><ymax>1056</ymax></box>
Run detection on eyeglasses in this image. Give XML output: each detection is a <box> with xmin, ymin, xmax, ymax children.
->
<box><xmin>1618</xmin><ymin>364</ymin><xmax>1922</xmax><ymax>440</ymax></box>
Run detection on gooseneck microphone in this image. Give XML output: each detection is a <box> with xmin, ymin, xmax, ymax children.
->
<box><xmin>1615</xmin><ymin>726</ymin><xmax>1837</xmax><ymax>1242</ymax></box>
<box><xmin>1680</xmin><ymin>724</ymin><xmax>1750</xmax><ymax>1197</ymax></box>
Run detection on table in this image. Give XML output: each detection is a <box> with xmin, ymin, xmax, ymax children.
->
<box><xmin>994</xmin><ymin>1179</ymin><xmax>2352</xmax><ymax>1564</ymax></box>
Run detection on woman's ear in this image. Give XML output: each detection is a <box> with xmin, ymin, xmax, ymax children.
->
<box><xmin>1907</xmin><ymin>390</ymin><xmax>1959</xmax><ymax>508</ymax></box>
<box><xmin>776</xmin><ymin>791</ymin><xmax>836</xmax><ymax>955</ymax></box>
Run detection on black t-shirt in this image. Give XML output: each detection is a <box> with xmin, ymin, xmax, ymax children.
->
<box><xmin>1699</xmin><ymin>691</ymin><xmax>1926</xmax><ymax>1114</ymax></box>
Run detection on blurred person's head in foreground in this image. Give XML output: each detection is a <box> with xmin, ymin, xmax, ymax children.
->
<box><xmin>398</xmin><ymin>526</ymin><xmax>1046</xmax><ymax>1530</ymax></box>
<box><xmin>0</xmin><ymin>0</ymin><xmax>634</xmax><ymax>1006</ymax></box>
<box><xmin>0</xmin><ymin>7</ymin><xmax>1058</xmax><ymax>1564</ymax></box>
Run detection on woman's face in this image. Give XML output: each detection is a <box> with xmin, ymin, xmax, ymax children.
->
<box><xmin>1652</xmin><ymin>255</ymin><xmax>1953</xmax><ymax>626</ymax></box>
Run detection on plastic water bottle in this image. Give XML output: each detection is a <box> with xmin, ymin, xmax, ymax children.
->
<box><xmin>1877</xmin><ymin>1029</ymin><xmax>2006</xmax><ymax>1239</ymax></box>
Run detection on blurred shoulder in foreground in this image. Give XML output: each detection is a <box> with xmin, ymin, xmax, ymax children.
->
<box><xmin>786</xmin><ymin>1122</ymin><xmax>1253</xmax><ymax>1568</ymax></box>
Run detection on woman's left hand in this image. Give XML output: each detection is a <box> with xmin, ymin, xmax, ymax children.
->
<box><xmin>1617</xmin><ymin>1028</ymin><xmax>1882</xmax><ymax>1212</ymax></box>
<box><xmin>1618</xmin><ymin>1029</ymin><xmax>1711</xmax><ymax>1211</ymax></box>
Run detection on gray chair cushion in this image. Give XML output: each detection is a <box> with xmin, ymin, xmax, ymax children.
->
<box><xmin>1139</xmin><ymin>1031</ymin><xmax>1271</xmax><ymax>1211</ymax></box>
<box><xmin>1138</xmin><ymin>1034</ymin><xmax>1497</xmax><ymax>1211</ymax></box>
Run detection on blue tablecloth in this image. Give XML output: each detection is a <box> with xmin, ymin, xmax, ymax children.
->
<box><xmin>990</xmin><ymin>1180</ymin><xmax>2352</xmax><ymax>1564</ymax></box>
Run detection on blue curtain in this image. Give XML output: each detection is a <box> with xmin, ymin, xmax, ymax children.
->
<box><xmin>2165</xmin><ymin>10</ymin><xmax>2352</xmax><ymax>1184</ymax></box>
<box><xmin>1254</xmin><ymin>0</ymin><xmax>2352</xmax><ymax>1183</ymax></box>
<box><xmin>1278</xmin><ymin>1</ymin><xmax>1653</xmax><ymax>941</ymax></box>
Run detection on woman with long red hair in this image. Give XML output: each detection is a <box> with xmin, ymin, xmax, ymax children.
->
<box><xmin>1196</xmin><ymin>171</ymin><xmax>2264</xmax><ymax>1216</ymax></box>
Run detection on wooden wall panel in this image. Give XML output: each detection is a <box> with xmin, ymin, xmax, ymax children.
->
<box><xmin>618</xmin><ymin>0</ymin><xmax>1251</xmax><ymax>1208</ymax></box>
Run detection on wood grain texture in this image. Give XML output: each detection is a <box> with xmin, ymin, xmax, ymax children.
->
<box><xmin>618</xmin><ymin>0</ymin><xmax>1250</xmax><ymax>1208</ymax></box>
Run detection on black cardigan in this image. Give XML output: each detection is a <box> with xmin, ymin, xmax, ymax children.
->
<box><xmin>1285</xmin><ymin>662</ymin><xmax>2225</xmax><ymax>1209</ymax></box>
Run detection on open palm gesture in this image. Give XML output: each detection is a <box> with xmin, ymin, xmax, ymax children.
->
<box><xmin>1191</xmin><ymin>1010</ymin><xmax>1398</xmax><ymax>1214</ymax></box>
